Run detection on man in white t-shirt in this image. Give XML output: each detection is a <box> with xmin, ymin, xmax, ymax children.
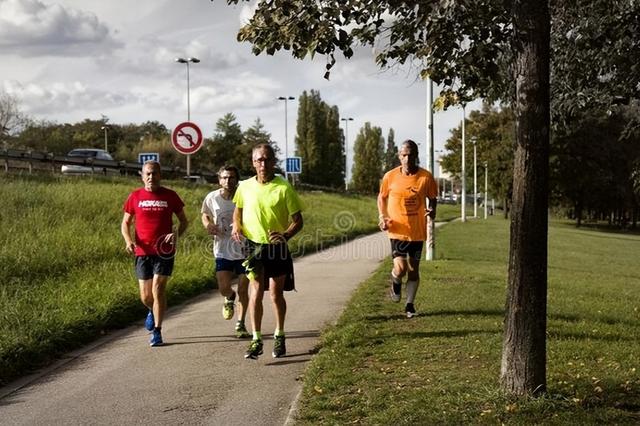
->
<box><xmin>201</xmin><ymin>165</ymin><xmax>250</xmax><ymax>338</ymax></box>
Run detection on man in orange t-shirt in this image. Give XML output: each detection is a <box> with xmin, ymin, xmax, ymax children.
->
<box><xmin>377</xmin><ymin>139</ymin><xmax>438</xmax><ymax>318</ymax></box>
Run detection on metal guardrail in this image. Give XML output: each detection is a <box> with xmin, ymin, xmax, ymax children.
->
<box><xmin>0</xmin><ymin>148</ymin><xmax>216</xmax><ymax>182</ymax></box>
<box><xmin>2</xmin><ymin>148</ymin><xmax>357</xmax><ymax>192</ymax></box>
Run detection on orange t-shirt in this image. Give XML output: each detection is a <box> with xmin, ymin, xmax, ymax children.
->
<box><xmin>379</xmin><ymin>167</ymin><xmax>438</xmax><ymax>241</ymax></box>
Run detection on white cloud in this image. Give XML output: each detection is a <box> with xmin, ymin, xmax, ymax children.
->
<box><xmin>4</xmin><ymin>79</ymin><xmax>133</xmax><ymax>114</ymax></box>
<box><xmin>239</xmin><ymin>0</ymin><xmax>259</xmax><ymax>25</ymax></box>
<box><xmin>0</xmin><ymin>0</ymin><xmax>120</xmax><ymax>56</ymax></box>
<box><xmin>191</xmin><ymin>71</ymin><xmax>280</xmax><ymax>113</ymax></box>
<box><xmin>94</xmin><ymin>36</ymin><xmax>247</xmax><ymax>79</ymax></box>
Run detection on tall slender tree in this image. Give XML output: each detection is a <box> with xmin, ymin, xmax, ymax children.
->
<box><xmin>383</xmin><ymin>128</ymin><xmax>399</xmax><ymax>171</ymax></box>
<box><xmin>351</xmin><ymin>122</ymin><xmax>384</xmax><ymax>193</ymax></box>
<box><xmin>294</xmin><ymin>90</ymin><xmax>343</xmax><ymax>187</ymax></box>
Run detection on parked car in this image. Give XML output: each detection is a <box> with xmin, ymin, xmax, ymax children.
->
<box><xmin>61</xmin><ymin>148</ymin><xmax>119</xmax><ymax>175</ymax></box>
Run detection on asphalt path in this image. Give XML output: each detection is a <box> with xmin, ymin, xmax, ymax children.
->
<box><xmin>0</xmin><ymin>232</ymin><xmax>389</xmax><ymax>426</ymax></box>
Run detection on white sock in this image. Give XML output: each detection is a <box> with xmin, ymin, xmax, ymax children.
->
<box><xmin>406</xmin><ymin>280</ymin><xmax>419</xmax><ymax>304</ymax></box>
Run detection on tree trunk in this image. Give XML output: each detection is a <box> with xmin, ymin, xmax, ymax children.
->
<box><xmin>500</xmin><ymin>0</ymin><xmax>550</xmax><ymax>396</ymax></box>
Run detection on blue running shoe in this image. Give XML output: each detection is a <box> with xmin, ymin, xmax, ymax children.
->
<box><xmin>150</xmin><ymin>329</ymin><xmax>163</xmax><ymax>346</ymax></box>
<box><xmin>145</xmin><ymin>311</ymin><xmax>154</xmax><ymax>332</ymax></box>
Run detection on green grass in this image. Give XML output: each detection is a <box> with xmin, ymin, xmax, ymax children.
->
<box><xmin>434</xmin><ymin>203</ymin><xmax>460</xmax><ymax>222</ymax></box>
<box><xmin>0</xmin><ymin>174</ymin><xmax>379</xmax><ymax>385</ymax></box>
<box><xmin>295</xmin><ymin>216</ymin><xmax>640</xmax><ymax>425</ymax></box>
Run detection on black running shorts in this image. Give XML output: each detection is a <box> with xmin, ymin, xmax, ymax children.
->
<box><xmin>390</xmin><ymin>239</ymin><xmax>424</xmax><ymax>260</ymax></box>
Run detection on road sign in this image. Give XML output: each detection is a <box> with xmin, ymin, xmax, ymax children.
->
<box><xmin>286</xmin><ymin>157</ymin><xmax>302</xmax><ymax>174</ymax></box>
<box><xmin>138</xmin><ymin>152</ymin><xmax>160</xmax><ymax>164</ymax></box>
<box><xmin>171</xmin><ymin>122</ymin><xmax>203</xmax><ymax>154</ymax></box>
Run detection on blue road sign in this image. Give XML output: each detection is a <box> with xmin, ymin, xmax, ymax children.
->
<box><xmin>286</xmin><ymin>157</ymin><xmax>302</xmax><ymax>174</ymax></box>
<box><xmin>138</xmin><ymin>152</ymin><xmax>160</xmax><ymax>164</ymax></box>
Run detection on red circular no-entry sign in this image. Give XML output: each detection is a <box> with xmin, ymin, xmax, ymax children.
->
<box><xmin>171</xmin><ymin>122</ymin><xmax>203</xmax><ymax>154</ymax></box>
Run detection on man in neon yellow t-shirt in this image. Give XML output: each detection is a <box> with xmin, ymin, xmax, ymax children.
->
<box><xmin>232</xmin><ymin>143</ymin><xmax>304</xmax><ymax>359</ymax></box>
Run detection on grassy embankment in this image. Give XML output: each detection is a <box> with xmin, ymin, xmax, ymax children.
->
<box><xmin>0</xmin><ymin>174</ymin><xmax>390</xmax><ymax>385</ymax></box>
<box><xmin>295</xmin><ymin>216</ymin><xmax>640</xmax><ymax>424</ymax></box>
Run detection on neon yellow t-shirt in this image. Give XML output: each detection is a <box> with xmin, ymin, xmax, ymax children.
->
<box><xmin>233</xmin><ymin>176</ymin><xmax>304</xmax><ymax>244</ymax></box>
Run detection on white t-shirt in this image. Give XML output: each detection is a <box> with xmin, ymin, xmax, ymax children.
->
<box><xmin>201</xmin><ymin>188</ymin><xmax>245</xmax><ymax>260</ymax></box>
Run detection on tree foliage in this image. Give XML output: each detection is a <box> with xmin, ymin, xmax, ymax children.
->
<box><xmin>441</xmin><ymin>104</ymin><xmax>515</xmax><ymax>216</ymax></box>
<box><xmin>351</xmin><ymin>122</ymin><xmax>383</xmax><ymax>194</ymax></box>
<box><xmin>550</xmin><ymin>0</ymin><xmax>640</xmax><ymax>126</ymax></box>
<box><xmin>226</xmin><ymin>0</ymin><xmax>512</xmax><ymax>106</ymax></box>
<box><xmin>0</xmin><ymin>91</ymin><xmax>27</xmax><ymax>140</ymax></box>
<box><xmin>551</xmin><ymin>106</ymin><xmax>640</xmax><ymax>227</ymax></box>
<box><xmin>294</xmin><ymin>90</ymin><xmax>344</xmax><ymax>188</ymax></box>
<box><xmin>202</xmin><ymin>114</ymin><xmax>280</xmax><ymax>177</ymax></box>
<box><xmin>383</xmin><ymin>128</ymin><xmax>399</xmax><ymax>171</ymax></box>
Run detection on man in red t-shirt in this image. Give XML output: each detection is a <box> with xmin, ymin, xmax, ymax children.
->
<box><xmin>121</xmin><ymin>161</ymin><xmax>188</xmax><ymax>346</ymax></box>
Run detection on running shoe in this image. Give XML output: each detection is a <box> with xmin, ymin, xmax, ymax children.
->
<box><xmin>272</xmin><ymin>335</ymin><xmax>286</xmax><ymax>358</ymax></box>
<box><xmin>149</xmin><ymin>329</ymin><xmax>163</xmax><ymax>346</ymax></box>
<box><xmin>389</xmin><ymin>281</ymin><xmax>401</xmax><ymax>302</ymax></box>
<box><xmin>405</xmin><ymin>303</ymin><xmax>417</xmax><ymax>319</ymax></box>
<box><xmin>245</xmin><ymin>339</ymin><xmax>263</xmax><ymax>359</ymax></box>
<box><xmin>222</xmin><ymin>298</ymin><xmax>235</xmax><ymax>320</ymax></box>
<box><xmin>235</xmin><ymin>322</ymin><xmax>251</xmax><ymax>339</ymax></box>
<box><xmin>144</xmin><ymin>310</ymin><xmax>154</xmax><ymax>332</ymax></box>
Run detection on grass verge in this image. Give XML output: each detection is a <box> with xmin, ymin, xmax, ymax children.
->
<box><xmin>295</xmin><ymin>216</ymin><xmax>640</xmax><ymax>425</ymax></box>
<box><xmin>0</xmin><ymin>174</ymin><xmax>379</xmax><ymax>385</ymax></box>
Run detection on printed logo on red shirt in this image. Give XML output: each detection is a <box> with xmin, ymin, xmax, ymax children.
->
<box><xmin>138</xmin><ymin>200</ymin><xmax>169</xmax><ymax>208</ymax></box>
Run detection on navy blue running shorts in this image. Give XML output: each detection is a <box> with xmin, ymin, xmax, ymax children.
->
<box><xmin>215</xmin><ymin>258</ymin><xmax>246</xmax><ymax>275</ymax></box>
<box><xmin>135</xmin><ymin>255</ymin><xmax>175</xmax><ymax>280</ymax></box>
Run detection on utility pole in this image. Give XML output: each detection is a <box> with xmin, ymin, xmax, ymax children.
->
<box><xmin>426</xmin><ymin>78</ymin><xmax>435</xmax><ymax>260</ymax></box>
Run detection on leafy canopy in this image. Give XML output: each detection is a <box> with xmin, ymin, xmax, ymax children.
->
<box><xmin>224</xmin><ymin>0</ymin><xmax>512</xmax><ymax>106</ymax></box>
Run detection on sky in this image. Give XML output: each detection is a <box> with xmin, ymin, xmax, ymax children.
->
<box><xmin>0</xmin><ymin>0</ymin><xmax>481</xmax><ymax>177</ymax></box>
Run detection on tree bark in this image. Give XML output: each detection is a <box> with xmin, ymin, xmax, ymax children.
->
<box><xmin>500</xmin><ymin>0</ymin><xmax>550</xmax><ymax>396</ymax></box>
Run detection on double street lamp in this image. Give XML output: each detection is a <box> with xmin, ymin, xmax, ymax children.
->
<box><xmin>174</xmin><ymin>57</ymin><xmax>200</xmax><ymax>177</ymax></box>
<box><xmin>101</xmin><ymin>125</ymin><xmax>109</xmax><ymax>152</ymax></box>
<box><xmin>278</xmin><ymin>96</ymin><xmax>295</xmax><ymax>180</ymax></box>
<box><xmin>341</xmin><ymin>117</ymin><xmax>354</xmax><ymax>191</ymax></box>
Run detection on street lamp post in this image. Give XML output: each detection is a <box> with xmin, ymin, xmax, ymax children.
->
<box><xmin>435</xmin><ymin>149</ymin><xmax>444</xmax><ymax>197</ymax></box>
<box><xmin>461</xmin><ymin>104</ymin><xmax>467</xmax><ymax>222</ymax></box>
<box><xmin>341</xmin><ymin>117</ymin><xmax>354</xmax><ymax>190</ymax></box>
<box><xmin>278</xmin><ymin>96</ymin><xmax>295</xmax><ymax>180</ymax></box>
<box><xmin>484</xmin><ymin>161</ymin><xmax>488</xmax><ymax>219</ymax></box>
<box><xmin>472</xmin><ymin>136</ymin><xmax>478</xmax><ymax>218</ymax></box>
<box><xmin>426</xmin><ymin>78</ymin><xmax>436</xmax><ymax>260</ymax></box>
<box><xmin>101</xmin><ymin>125</ymin><xmax>109</xmax><ymax>152</ymax></box>
<box><xmin>175</xmin><ymin>57</ymin><xmax>200</xmax><ymax>178</ymax></box>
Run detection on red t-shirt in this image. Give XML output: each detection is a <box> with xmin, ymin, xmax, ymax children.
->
<box><xmin>123</xmin><ymin>187</ymin><xmax>185</xmax><ymax>256</ymax></box>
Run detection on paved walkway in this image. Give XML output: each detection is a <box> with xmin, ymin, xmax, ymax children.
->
<box><xmin>0</xmin><ymin>232</ymin><xmax>389</xmax><ymax>425</ymax></box>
